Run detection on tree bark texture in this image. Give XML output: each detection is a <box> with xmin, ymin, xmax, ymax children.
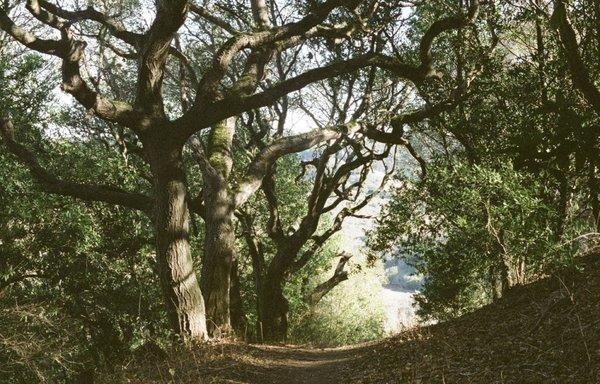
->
<box><xmin>259</xmin><ymin>276</ymin><xmax>289</xmax><ymax>342</ymax></box>
<box><xmin>200</xmin><ymin>118</ymin><xmax>236</xmax><ymax>336</ymax></box>
<box><xmin>229</xmin><ymin>259</ymin><xmax>246</xmax><ymax>336</ymax></box>
<box><xmin>149</xmin><ymin>142</ymin><xmax>207</xmax><ymax>341</ymax></box>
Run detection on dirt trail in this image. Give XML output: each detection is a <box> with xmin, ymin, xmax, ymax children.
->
<box><xmin>244</xmin><ymin>344</ymin><xmax>361</xmax><ymax>384</ymax></box>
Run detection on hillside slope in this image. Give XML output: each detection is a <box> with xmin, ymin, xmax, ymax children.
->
<box><xmin>109</xmin><ymin>255</ymin><xmax>600</xmax><ymax>383</ymax></box>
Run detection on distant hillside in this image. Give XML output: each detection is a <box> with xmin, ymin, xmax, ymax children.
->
<box><xmin>106</xmin><ymin>254</ymin><xmax>600</xmax><ymax>383</ymax></box>
<box><xmin>383</xmin><ymin>257</ymin><xmax>422</xmax><ymax>291</ymax></box>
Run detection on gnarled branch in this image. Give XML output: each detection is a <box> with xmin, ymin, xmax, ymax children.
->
<box><xmin>306</xmin><ymin>253</ymin><xmax>352</xmax><ymax>305</ymax></box>
<box><xmin>550</xmin><ymin>0</ymin><xmax>600</xmax><ymax>114</ymax></box>
<box><xmin>0</xmin><ymin>119</ymin><xmax>152</xmax><ymax>213</ymax></box>
<box><xmin>234</xmin><ymin>123</ymin><xmax>359</xmax><ymax>208</ymax></box>
<box><xmin>0</xmin><ymin>8</ymin><xmax>141</xmax><ymax>128</ymax></box>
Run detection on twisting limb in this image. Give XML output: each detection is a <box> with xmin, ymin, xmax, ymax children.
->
<box><xmin>26</xmin><ymin>0</ymin><xmax>63</xmax><ymax>30</ymax></box>
<box><xmin>550</xmin><ymin>0</ymin><xmax>600</xmax><ymax>114</ymax></box>
<box><xmin>291</xmin><ymin>143</ymin><xmax>394</xmax><ymax>274</ymax></box>
<box><xmin>178</xmin><ymin>0</ymin><xmax>368</xmax><ymax>132</ymax></box>
<box><xmin>261</xmin><ymin>166</ymin><xmax>285</xmax><ymax>242</ymax></box>
<box><xmin>135</xmin><ymin>0</ymin><xmax>188</xmax><ymax>116</ymax></box>
<box><xmin>192</xmin><ymin>0</ymin><xmax>357</xmax><ymax>106</ymax></box>
<box><xmin>362</xmin><ymin>0</ymin><xmax>494</xmax><ymax>145</ymax></box>
<box><xmin>306</xmin><ymin>253</ymin><xmax>352</xmax><ymax>305</ymax></box>
<box><xmin>37</xmin><ymin>0</ymin><xmax>198</xmax><ymax>84</ymax></box>
<box><xmin>0</xmin><ymin>7</ymin><xmax>141</xmax><ymax>128</ymax></box>
<box><xmin>0</xmin><ymin>118</ymin><xmax>152</xmax><ymax>213</ymax></box>
<box><xmin>188</xmin><ymin>135</ymin><xmax>220</xmax><ymax>183</ymax></box>
<box><xmin>236</xmin><ymin>209</ymin><xmax>267</xmax><ymax>279</ymax></box>
<box><xmin>234</xmin><ymin>123</ymin><xmax>359</xmax><ymax>208</ymax></box>
<box><xmin>37</xmin><ymin>0</ymin><xmax>142</xmax><ymax>45</ymax></box>
<box><xmin>172</xmin><ymin>0</ymin><xmax>482</xmax><ymax>135</ymax></box>
<box><xmin>189</xmin><ymin>3</ymin><xmax>239</xmax><ymax>35</ymax></box>
<box><xmin>250</xmin><ymin>0</ymin><xmax>270</xmax><ymax>29</ymax></box>
<box><xmin>419</xmin><ymin>0</ymin><xmax>480</xmax><ymax>69</ymax></box>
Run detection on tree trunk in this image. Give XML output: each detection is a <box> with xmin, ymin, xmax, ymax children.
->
<box><xmin>250</xmin><ymin>251</ymin><xmax>268</xmax><ymax>342</ymax></box>
<box><xmin>490</xmin><ymin>260</ymin><xmax>509</xmax><ymax>301</ymax></box>
<box><xmin>150</xmin><ymin>143</ymin><xmax>207</xmax><ymax>341</ymax></box>
<box><xmin>256</xmin><ymin>240</ymin><xmax>305</xmax><ymax>342</ymax></box>
<box><xmin>230</xmin><ymin>258</ymin><xmax>246</xmax><ymax>336</ymax></box>
<box><xmin>201</xmin><ymin>183</ymin><xmax>235</xmax><ymax>336</ymax></box>
<box><xmin>200</xmin><ymin>118</ymin><xmax>236</xmax><ymax>337</ymax></box>
<box><xmin>259</xmin><ymin>276</ymin><xmax>289</xmax><ymax>342</ymax></box>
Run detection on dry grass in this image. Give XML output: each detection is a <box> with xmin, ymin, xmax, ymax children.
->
<box><xmin>0</xmin><ymin>302</ymin><xmax>86</xmax><ymax>383</ymax></box>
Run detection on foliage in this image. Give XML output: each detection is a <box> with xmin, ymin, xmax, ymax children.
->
<box><xmin>369</xmin><ymin>160</ymin><xmax>582</xmax><ymax>320</ymax></box>
<box><xmin>0</xmin><ymin>54</ymin><xmax>169</xmax><ymax>382</ymax></box>
<box><xmin>364</xmin><ymin>0</ymin><xmax>599</xmax><ymax>323</ymax></box>
<box><xmin>287</xmin><ymin>253</ymin><xmax>386</xmax><ymax>346</ymax></box>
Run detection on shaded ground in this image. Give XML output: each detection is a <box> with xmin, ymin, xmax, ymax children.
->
<box><xmin>107</xmin><ymin>254</ymin><xmax>600</xmax><ymax>383</ymax></box>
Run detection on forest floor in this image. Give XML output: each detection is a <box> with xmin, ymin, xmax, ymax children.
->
<box><xmin>109</xmin><ymin>254</ymin><xmax>600</xmax><ymax>383</ymax></box>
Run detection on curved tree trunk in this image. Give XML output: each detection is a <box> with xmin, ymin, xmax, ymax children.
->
<box><xmin>150</xmin><ymin>142</ymin><xmax>208</xmax><ymax>341</ymax></box>
<box><xmin>256</xmin><ymin>241</ymin><xmax>305</xmax><ymax>342</ymax></box>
